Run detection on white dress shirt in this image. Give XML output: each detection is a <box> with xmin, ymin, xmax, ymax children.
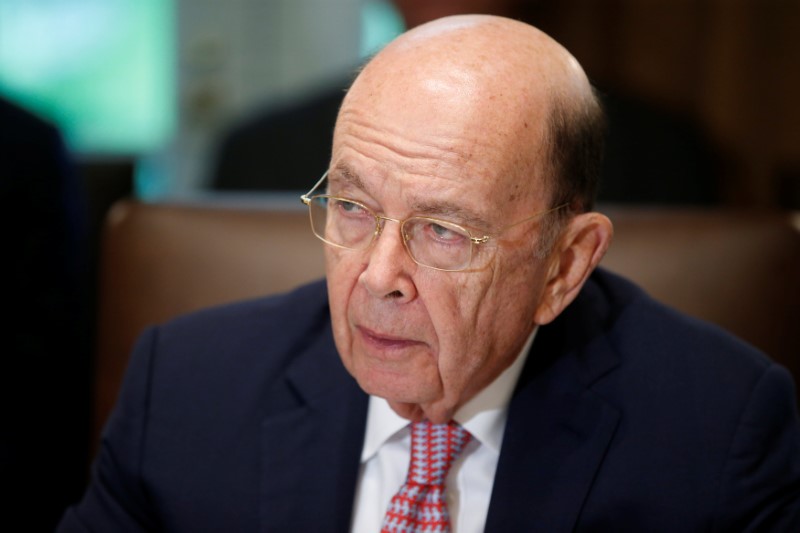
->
<box><xmin>349</xmin><ymin>329</ymin><xmax>537</xmax><ymax>533</ymax></box>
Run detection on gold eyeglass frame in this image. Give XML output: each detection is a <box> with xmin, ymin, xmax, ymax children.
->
<box><xmin>300</xmin><ymin>171</ymin><xmax>567</xmax><ymax>272</ymax></box>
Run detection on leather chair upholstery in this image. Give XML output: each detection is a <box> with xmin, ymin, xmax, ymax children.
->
<box><xmin>92</xmin><ymin>198</ymin><xmax>800</xmax><ymax>451</ymax></box>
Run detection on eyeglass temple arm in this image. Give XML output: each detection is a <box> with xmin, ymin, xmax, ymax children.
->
<box><xmin>471</xmin><ymin>203</ymin><xmax>569</xmax><ymax>245</ymax></box>
<box><xmin>300</xmin><ymin>170</ymin><xmax>331</xmax><ymax>204</ymax></box>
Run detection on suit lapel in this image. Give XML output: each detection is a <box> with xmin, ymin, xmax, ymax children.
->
<box><xmin>259</xmin><ymin>323</ymin><xmax>368</xmax><ymax>533</ymax></box>
<box><xmin>485</xmin><ymin>288</ymin><xmax>622</xmax><ymax>532</ymax></box>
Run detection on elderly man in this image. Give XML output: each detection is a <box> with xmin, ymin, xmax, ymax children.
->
<box><xmin>59</xmin><ymin>15</ymin><xmax>799</xmax><ymax>532</ymax></box>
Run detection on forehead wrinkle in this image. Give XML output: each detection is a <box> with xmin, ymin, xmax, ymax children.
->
<box><xmin>337</xmin><ymin>108</ymin><xmax>484</xmax><ymax>169</ymax></box>
<box><xmin>330</xmin><ymin>161</ymin><xmax>492</xmax><ymax>231</ymax></box>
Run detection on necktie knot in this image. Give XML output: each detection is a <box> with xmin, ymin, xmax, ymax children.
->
<box><xmin>409</xmin><ymin>420</ymin><xmax>471</xmax><ymax>487</ymax></box>
<box><xmin>381</xmin><ymin>420</ymin><xmax>472</xmax><ymax>533</ymax></box>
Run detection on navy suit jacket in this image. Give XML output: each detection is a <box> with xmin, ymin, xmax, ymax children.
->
<box><xmin>59</xmin><ymin>269</ymin><xmax>800</xmax><ymax>531</ymax></box>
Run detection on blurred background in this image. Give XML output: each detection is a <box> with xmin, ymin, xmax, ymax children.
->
<box><xmin>2</xmin><ymin>0</ymin><xmax>799</xmax><ymax>529</ymax></box>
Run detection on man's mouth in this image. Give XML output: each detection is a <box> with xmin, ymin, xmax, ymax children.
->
<box><xmin>356</xmin><ymin>326</ymin><xmax>425</xmax><ymax>351</ymax></box>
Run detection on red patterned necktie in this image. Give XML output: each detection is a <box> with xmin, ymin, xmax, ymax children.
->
<box><xmin>381</xmin><ymin>420</ymin><xmax>472</xmax><ymax>533</ymax></box>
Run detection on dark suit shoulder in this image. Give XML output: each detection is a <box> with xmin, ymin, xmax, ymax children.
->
<box><xmin>574</xmin><ymin>268</ymin><xmax>785</xmax><ymax>420</ymax></box>
<box><xmin>143</xmin><ymin>278</ymin><xmax>332</xmax><ymax>382</ymax></box>
<box><xmin>84</xmin><ymin>278</ymin><xmax>342</xmax><ymax>531</ymax></box>
<box><xmin>539</xmin><ymin>267</ymin><xmax>793</xmax><ymax>452</ymax></box>
<box><xmin>588</xmin><ymin>268</ymin><xmax>772</xmax><ymax>375</ymax></box>
<box><xmin>525</xmin><ymin>268</ymin><xmax>800</xmax><ymax>529</ymax></box>
<box><xmin>160</xmin><ymin>278</ymin><xmax>329</xmax><ymax>338</ymax></box>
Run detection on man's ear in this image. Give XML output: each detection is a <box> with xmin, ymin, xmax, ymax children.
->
<box><xmin>534</xmin><ymin>212</ymin><xmax>613</xmax><ymax>325</ymax></box>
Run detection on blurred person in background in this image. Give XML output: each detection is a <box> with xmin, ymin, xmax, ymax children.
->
<box><xmin>210</xmin><ymin>0</ymin><xmax>717</xmax><ymax>205</ymax></box>
<box><xmin>210</xmin><ymin>0</ymin><xmax>518</xmax><ymax>192</ymax></box>
<box><xmin>0</xmin><ymin>95</ymin><xmax>90</xmax><ymax>531</ymax></box>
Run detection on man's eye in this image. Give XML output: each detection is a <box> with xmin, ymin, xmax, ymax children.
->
<box><xmin>334</xmin><ymin>199</ymin><xmax>368</xmax><ymax>216</ymax></box>
<box><xmin>425</xmin><ymin>222</ymin><xmax>468</xmax><ymax>243</ymax></box>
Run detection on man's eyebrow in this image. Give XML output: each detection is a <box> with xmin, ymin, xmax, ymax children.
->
<box><xmin>329</xmin><ymin>163</ymin><xmax>365</xmax><ymax>190</ymax></box>
<box><xmin>410</xmin><ymin>199</ymin><xmax>491</xmax><ymax>232</ymax></box>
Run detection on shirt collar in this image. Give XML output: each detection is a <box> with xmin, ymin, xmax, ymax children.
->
<box><xmin>360</xmin><ymin>327</ymin><xmax>537</xmax><ymax>461</ymax></box>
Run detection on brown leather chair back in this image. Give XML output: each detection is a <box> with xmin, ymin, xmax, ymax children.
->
<box><xmin>93</xmin><ymin>198</ymin><xmax>325</xmax><ymax>451</ymax></box>
<box><xmin>93</xmin><ymin>200</ymin><xmax>800</xmax><ymax>451</ymax></box>
<box><xmin>601</xmin><ymin>207</ymin><xmax>800</xmax><ymax>374</ymax></box>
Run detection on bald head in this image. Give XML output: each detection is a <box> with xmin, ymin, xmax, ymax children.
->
<box><xmin>337</xmin><ymin>14</ymin><xmax>604</xmax><ymax>212</ymax></box>
<box><xmin>374</xmin><ymin>14</ymin><xmax>588</xmax><ymax>96</ymax></box>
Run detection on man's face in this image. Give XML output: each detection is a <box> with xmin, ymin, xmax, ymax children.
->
<box><xmin>325</xmin><ymin>41</ymin><xmax>556</xmax><ymax>423</ymax></box>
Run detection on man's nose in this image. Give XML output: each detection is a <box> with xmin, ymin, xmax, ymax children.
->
<box><xmin>358</xmin><ymin>218</ymin><xmax>417</xmax><ymax>301</ymax></box>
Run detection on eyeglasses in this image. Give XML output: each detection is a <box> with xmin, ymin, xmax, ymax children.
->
<box><xmin>300</xmin><ymin>171</ymin><xmax>566</xmax><ymax>272</ymax></box>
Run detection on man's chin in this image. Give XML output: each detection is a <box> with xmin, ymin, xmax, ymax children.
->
<box><xmin>386</xmin><ymin>401</ymin><xmax>426</xmax><ymax>422</ymax></box>
<box><xmin>385</xmin><ymin>397</ymin><xmax>457</xmax><ymax>424</ymax></box>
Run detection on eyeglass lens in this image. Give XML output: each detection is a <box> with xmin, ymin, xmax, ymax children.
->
<box><xmin>307</xmin><ymin>196</ymin><xmax>473</xmax><ymax>271</ymax></box>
